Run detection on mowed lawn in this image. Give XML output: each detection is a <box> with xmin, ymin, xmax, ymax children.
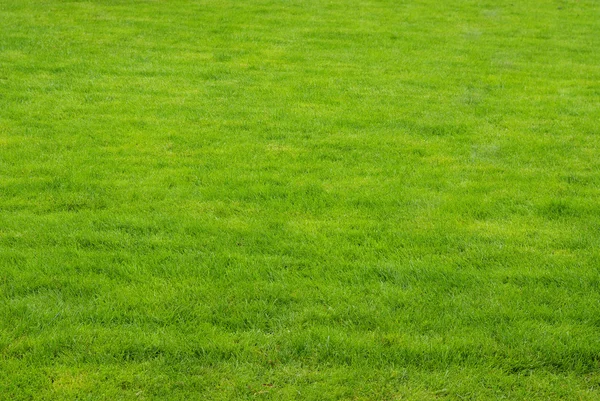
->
<box><xmin>1</xmin><ymin>0</ymin><xmax>600</xmax><ymax>399</ymax></box>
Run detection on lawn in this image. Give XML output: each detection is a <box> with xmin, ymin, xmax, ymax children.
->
<box><xmin>1</xmin><ymin>0</ymin><xmax>600</xmax><ymax>399</ymax></box>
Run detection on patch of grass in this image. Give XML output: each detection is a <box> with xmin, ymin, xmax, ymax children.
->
<box><xmin>1</xmin><ymin>0</ymin><xmax>600</xmax><ymax>399</ymax></box>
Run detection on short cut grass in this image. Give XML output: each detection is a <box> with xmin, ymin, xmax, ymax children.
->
<box><xmin>1</xmin><ymin>0</ymin><xmax>600</xmax><ymax>399</ymax></box>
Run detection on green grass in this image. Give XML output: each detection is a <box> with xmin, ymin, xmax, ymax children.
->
<box><xmin>1</xmin><ymin>0</ymin><xmax>600</xmax><ymax>399</ymax></box>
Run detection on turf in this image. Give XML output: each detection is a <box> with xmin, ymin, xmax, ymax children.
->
<box><xmin>1</xmin><ymin>0</ymin><xmax>600</xmax><ymax>399</ymax></box>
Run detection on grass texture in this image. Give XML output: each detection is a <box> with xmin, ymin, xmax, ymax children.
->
<box><xmin>1</xmin><ymin>0</ymin><xmax>600</xmax><ymax>399</ymax></box>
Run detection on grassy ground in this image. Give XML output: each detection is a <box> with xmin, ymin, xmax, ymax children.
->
<box><xmin>1</xmin><ymin>0</ymin><xmax>600</xmax><ymax>399</ymax></box>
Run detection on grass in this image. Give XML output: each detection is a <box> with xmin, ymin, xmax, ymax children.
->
<box><xmin>1</xmin><ymin>0</ymin><xmax>600</xmax><ymax>399</ymax></box>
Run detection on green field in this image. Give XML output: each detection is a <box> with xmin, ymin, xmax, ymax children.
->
<box><xmin>1</xmin><ymin>0</ymin><xmax>600</xmax><ymax>399</ymax></box>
